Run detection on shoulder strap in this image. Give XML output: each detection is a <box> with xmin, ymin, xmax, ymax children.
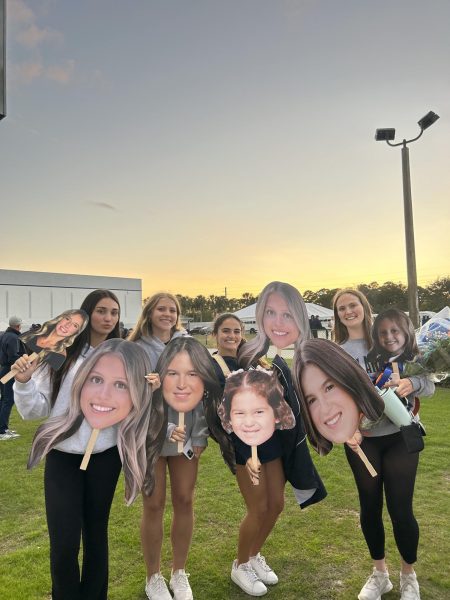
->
<box><xmin>212</xmin><ymin>354</ymin><xmax>231</xmax><ymax>377</ymax></box>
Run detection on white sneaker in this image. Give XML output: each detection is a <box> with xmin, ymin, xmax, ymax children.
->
<box><xmin>0</xmin><ymin>431</ymin><xmax>18</xmax><ymax>440</ymax></box>
<box><xmin>400</xmin><ymin>572</ymin><xmax>420</xmax><ymax>600</ymax></box>
<box><xmin>6</xmin><ymin>429</ymin><xmax>20</xmax><ymax>437</ymax></box>
<box><xmin>145</xmin><ymin>572</ymin><xmax>172</xmax><ymax>600</ymax></box>
<box><xmin>231</xmin><ymin>560</ymin><xmax>267</xmax><ymax>596</ymax></box>
<box><xmin>249</xmin><ymin>553</ymin><xmax>278</xmax><ymax>585</ymax></box>
<box><xmin>358</xmin><ymin>568</ymin><xmax>393</xmax><ymax>600</ymax></box>
<box><xmin>169</xmin><ymin>569</ymin><xmax>193</xmax><ymax>600</ymax></box>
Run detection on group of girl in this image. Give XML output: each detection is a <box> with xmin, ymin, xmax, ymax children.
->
<box><xmin>10</xmin><ymin>283</ymin><xmax>432</xmax><ymax>600</ymax></box>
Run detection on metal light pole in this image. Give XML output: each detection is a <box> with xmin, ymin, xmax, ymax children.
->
<box><xmin>375</xmin><ymin>111</ymin><xmax>439</xmax><ymax>328</ymax></box>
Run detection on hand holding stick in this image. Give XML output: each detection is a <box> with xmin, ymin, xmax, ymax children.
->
<box><xmin>0</xmin><ymin>352</ymin><xmax>42</xmax><ymax>384</ymax></box>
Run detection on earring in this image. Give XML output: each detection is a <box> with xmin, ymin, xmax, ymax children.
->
<box><xmin>203</xmin><ymin>389</ymin><xmax>209</xmax><ymax>399</ymax></box>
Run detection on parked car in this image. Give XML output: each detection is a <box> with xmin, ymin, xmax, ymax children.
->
<box><xmin>189</xmin><ymin>326</ymin><xmax>212</xmax><ymax>335</ymax></box>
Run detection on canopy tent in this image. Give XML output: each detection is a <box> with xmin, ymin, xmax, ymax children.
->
<box><xmin>233</xmin><ymin>302</ymin><xmax>333</xmax><ymax>321</ymax></box>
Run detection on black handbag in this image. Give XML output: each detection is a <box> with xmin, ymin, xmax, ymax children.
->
<box><xmin>400</xmin><ymin>422</ymin><xmax>424</xmax><ymax>453</ymax></box>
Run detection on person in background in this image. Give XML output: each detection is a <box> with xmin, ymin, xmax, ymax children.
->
<box><xmin>211</xmin><ymin>313</ymin><xmax>245</xmax><ymax>386</ymax></box>
<box><xmin>0</xmin><ymin>316</ymin><xmax>26</xmax><ymax>439</ymax></box>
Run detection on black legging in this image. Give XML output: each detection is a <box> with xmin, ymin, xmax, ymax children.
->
<box><xmin>345</xmin><ymin>432</ymin><xmax>419</xmax><ymax>565</ymax></box>
<box><xmin>44</xmin><ymin>446</ymin><xmax>122</xmax><ymax>600</ymax></box>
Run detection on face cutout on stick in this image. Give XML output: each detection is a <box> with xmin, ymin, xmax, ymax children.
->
<box><xmin>162</xmin><ymin>351</ymin><xmax>205</xmax><ymax>413</ymax></box>
<box><xmin>80</xmin><ymin>354</ymin><xmax>133</xmax><ymax>429</ymax></box>
<box><xmin>300</xmin><ymin>363</ymin><xmax>361</xmax><ymax>444</ymax></box>
<box><xmin>219</xmin><ymin>369</ymin><xmax>295</xmax><ymax>446</ymax></box>
<box><xmin>20</xmin><ymin>309</ymin><xmax>89</xmax><ymax>371</ymax></box>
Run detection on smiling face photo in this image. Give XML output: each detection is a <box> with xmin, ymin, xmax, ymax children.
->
<box><xmin>80</xmin><ymin>354</ymin><xmax>133</xmax><ymax>429</ymax></box>
<box><xmin>263</xmin><ymin>292</ymin><xmax>300</xmax><ymax>349</ymax></box>
<box><xmin>162</xmin><ymin>350</ymin><xmax>205</xmax><ymax>413</ymax></box>
<box><xmin>300</xmin><ymin>363</ymin><xmax>360</xmax><ymax>444</ymax></box>
<box><xmin>219</xmin><ymin>369</ymin><xmax>295</xmax><ymax>446</ymax></box>
<box><xmin>229</xmin><ymin>388</ymin><xmax>278</xmax><ymax>446</ymax></box>
<box><xmin>55</xmin><ymin>313</ymin><xmax>86</xmax><ymax>338</ymax></box>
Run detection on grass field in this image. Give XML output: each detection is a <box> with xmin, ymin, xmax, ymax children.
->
<box><xmin>0</xmin><ymin>389</ymin><xmax>449</xmax><ymax>600</ymax></box>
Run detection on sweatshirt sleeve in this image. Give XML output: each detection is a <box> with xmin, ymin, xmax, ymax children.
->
<box><xmin>408</xmin><ymin>375</ymin><xmax>435</xmax><ymax>398</ymax></box>
<box><xmin>13</xmin><ymin>367</ymin><xmax>52</xmax><ymax>420</ymax></box>
<box><xmin>190</xmin><ymin>402</ymin><xmax>209</xmax><ymax>448</ymax></box>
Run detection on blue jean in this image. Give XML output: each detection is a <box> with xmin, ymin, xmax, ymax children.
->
<box><xmin>0</xmin><ymin>366</ymin><xmax>15</xmax><ymax>433</ymax></box>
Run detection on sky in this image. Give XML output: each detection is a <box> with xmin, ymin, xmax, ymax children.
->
<box><xmin>1</xmin><ymin>0</ymin><xmax>449</xmax><ymax>300</ymax></box>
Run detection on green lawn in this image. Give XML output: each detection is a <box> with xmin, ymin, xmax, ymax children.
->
<box><xmin>1</xmin><ymin>389</ymin><xmax>449</xmax><ymax>599</ymax></box>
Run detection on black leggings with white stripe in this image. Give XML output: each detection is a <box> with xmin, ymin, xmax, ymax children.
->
<box><xmin>345</xmin><ymin>431</ymin><xmax>419</xmax><ymax>565</ymax></box>
<box><xmin>44</xmin><ymin>446</ymin><xmax>122</xmax><ymax>600</ymax></box>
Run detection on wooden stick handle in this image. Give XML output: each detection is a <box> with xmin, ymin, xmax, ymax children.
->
<box><xmin>251</xmin><ymin>445</ymin><xmax>259</xmax><ymax>486</ymax></box>
<box><xmin>392</xmin><ymin>361</ymin><xmax>400</xmax><ymax>376</ymax></box>
<box><xmin>0</xmin><ymin>352</ymin><xmax>40</xmax><ymax>384</ymax></box>
<box><xmin>80</xmin><ymin>428</ymin><xmax>100</xmax><ymax>471</ymax></box>
<box><xmin>356</xmin><ymin>446</ymin><xmax>377</xmax><ymax>478</ymax></box>
<box><xmin>178</xmin><ymin>412</ymin><xmax>185</xmax><ymax>454</ymax></box>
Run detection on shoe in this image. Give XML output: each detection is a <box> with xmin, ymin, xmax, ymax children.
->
<box><xmin>358</xmin><ymin>568</ymin><xmax>393</xmax><ymax>600</ymax></box>
<box><xmin>231</xmin><ymin>560</ymin><xmax>267</xmax><ymax>596</ymax></box>
<box><xmin>169</xmin><ymin>569</ymin><xmax>193</xmax><ymax>600</ymax></box>
<box><xmin>6</xmin><ymin>429</ymin><xmax>20</xmax><ymax>437</ymax></box>
<box><xmin>400</xmin><ymin>572</ymin><xmax>420</xmax><ymax>599</ymax></box>
<box><xmin>249</xmin><ymin>553</ymin><xmax>278</xmax><ymax>585</ymax></box>
<box><xmin>145</xmin><ymin>572</ymin><xmax>172</xmax><ymax>600</ymax></box>
<box><xmin>0</xmin><ymin>431</ymin><xmax>18</xmax><ymax>440</ymax></box>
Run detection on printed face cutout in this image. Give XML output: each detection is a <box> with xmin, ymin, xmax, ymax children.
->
<box><xmin>80</xmin><ymin>354</ymin><xmax>133</xmax><ymax>429</ymax></box>
<box><xmin>162</xmin><ymin>351</ymin><xmax>205</xmax><ymax>413</ymax></box>
<box><xmin>301</xmin><ymin>363</ymin><xmax>360</xmax><ymax>443</ymax></box>
<box><xmin>263</xmin><ymin>293</ymin><xmax>300</xmax><ymax>349</ymax></box>
<box><xmin>22</xmin><ymin>310</ymin><xmax>89</xmax><ymax>371</ymax></box>
<box><xmin>219</xmin><ymin>370</ymin><xmax>295</xmax><ymax>447</ymax></box>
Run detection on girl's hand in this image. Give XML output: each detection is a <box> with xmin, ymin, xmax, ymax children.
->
<box><xmin>169</xmin><ymin>425</ymin><xmax>186</xmax><ymax>443</ymax></box>
<box><xmin>384</xmin><ymin>372</ymin><xmax>401</xmax><ymax>388</ymax></box>
<box><xmin>393</xmin><ymin>377</ymin><xmax>413</xmax><ymax>397</ymax></box>
<box><xmin>245</xmin><ymin>456</ymin><xmax>261</xmax><ymax>485</ymax></box>
<box><xmin>145</xmin><ymin>372</ymin><xmax>161</xmax><ymax>390</ymax></box>
<box><xmin>346</xmin><ymin>430</ymin><xmax>363</xmax><ymax>453</ymax></box>
<box><xmin>12</xmin><ymin>354</ymin><xmax>39</xmax><ymax>383</ymax></box>
<box><xmin>192</xmin><ymin>446</ymin><xmax>205</xmax><ymax>459</ymax></box>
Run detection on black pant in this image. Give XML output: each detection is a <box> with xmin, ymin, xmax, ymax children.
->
<box><xmin>44</xmin><ymin>447</ymin><xmax>122</xmax><ymax>600</ymax></box>
<box><xmin>0</xmin><ymin>365</ymin><xmax>15</xmax><ymax>433</ymax></box>
<box><xmin>345</xmin><ymin>432</ymin><xmax>419</xmax><ymax>564</ymax></box>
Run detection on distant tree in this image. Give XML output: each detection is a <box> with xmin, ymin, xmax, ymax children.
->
<box><xmin>419</xmin><ymin>277</ymin><xmax>450</xmax><ymax>312</ymax></box>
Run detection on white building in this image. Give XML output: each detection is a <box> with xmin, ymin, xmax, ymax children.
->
<box><xmin>0</xmin><ymin>269</ymin><xmax>142</xmax><ymax>330</ymax></box>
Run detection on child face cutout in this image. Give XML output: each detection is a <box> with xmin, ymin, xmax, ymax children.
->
<box><xmin>377</xmin><ymin>318</ymin><xmax>406</xmax><ymax>356</ymax></box>
<box><xmin>229</xmin><ymin>389</ymin><xmax>277</xmax><ymax>446</ymax></box>
<box><xmin>162</xmin><ymin>351</ymin><xmax>205</xmax><ymax>413</ymax></box>
<box><xmin>80</xmin><ymin>354</ymin><xmax>133</xmax><ymax>429</ymax></box>
<box><xmin>263</xmin><ymin>293</ymin><xmax>300</xmax><ymax>349</ymax></box>
<box><xmin>301</xmin><ymin>363</ymin><xmax>360</xmax><ymax>443</ymax></box>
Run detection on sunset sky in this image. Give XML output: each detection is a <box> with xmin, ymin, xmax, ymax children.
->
<box><xmin>1</xmin><ymin>0</ymin><xmax>449</xmax><ymax>300</ymax></box>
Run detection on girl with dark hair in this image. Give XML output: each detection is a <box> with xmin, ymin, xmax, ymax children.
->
<box><xmin>230</xmin><ymin>281</ymin><xmax>326</xmax><ymax>596</ymax></box>
<box><xmin>330</xmin><ymin>300</ymin><xmax>432</xmax><ymax>600</ymax></box>
<box><xmin>141</xmin><ymin>337</ymin><xmax>222</xmax><ymax>600</ymax></box>
<box><xmin>211</xmin><ymin>313</ymin><xmax>245</xmax><ymax>386</ymax></box>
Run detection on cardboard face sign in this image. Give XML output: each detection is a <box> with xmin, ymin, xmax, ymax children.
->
<box><xmin>300</xmin><ymin>363</ymin><xmax>362</xmax><ymax>445</ymax></box>
<box><xmin>80</xmin><ymin>354</ymin><xmax>133</xmax><ymax>430</ymax></box>
<box><xmin>162</xmin><ymin>351</ymin><xmax>205</xmax><ymax>413</ymax></box>
<box><xmin>218</xmin><ymin>369</ymin><xmax>295</xmax><ymax>447</ymax></box>
<box><xmin>22</xmin><ymin>309</ymin><xmax>89</xmax><ymax>370</ymax></box>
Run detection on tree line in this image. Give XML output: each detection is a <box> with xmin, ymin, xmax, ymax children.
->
<box><xmin>143</xmin><ymin>278</ymin><xmax>449</xmax><ymax>322</ymax></box>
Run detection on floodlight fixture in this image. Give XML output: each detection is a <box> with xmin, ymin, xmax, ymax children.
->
<box><xmin>373</xmin><ymin>109</ymin><xmax>440</xmax><ymax>328</ymax></box>
<box><xmin>375</xmin><ymin>128</ymin><xmax>395</xmax><ymax>142</ymax></box>
<box><xmin>417</xmin><ymin>111</ymin><xmax>439</xmax><ymax>131</ymax></box>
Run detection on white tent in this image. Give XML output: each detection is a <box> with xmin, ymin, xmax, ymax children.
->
<box><xmin>233</xmin><ymin>302</ymin><xmax>333</xmax><ymax>321</ymax></box>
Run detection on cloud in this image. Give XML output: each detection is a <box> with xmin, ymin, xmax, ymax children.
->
<box><xmin>12</xmin><ymin>61</ymin><xmax>44</xmax><ymax>84</ymax></box>
<box><xmin>88</xmin><ymin>202</ymin><xmax>118</xmax><ymax>211</ymax></box>
<box><xmin>16</xmin><ymin>24</ymin><xmax>63</xmax><ymax>48</ymax></box>
<box><xmin>8</xmin><ymin>0</ymin><xmax>34</xmax><ymax>24</ymax></box>
<box><xmin>46</xmin><ymin>60</ymin><xmax>75</xmax><ymax>84</ymax></box>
